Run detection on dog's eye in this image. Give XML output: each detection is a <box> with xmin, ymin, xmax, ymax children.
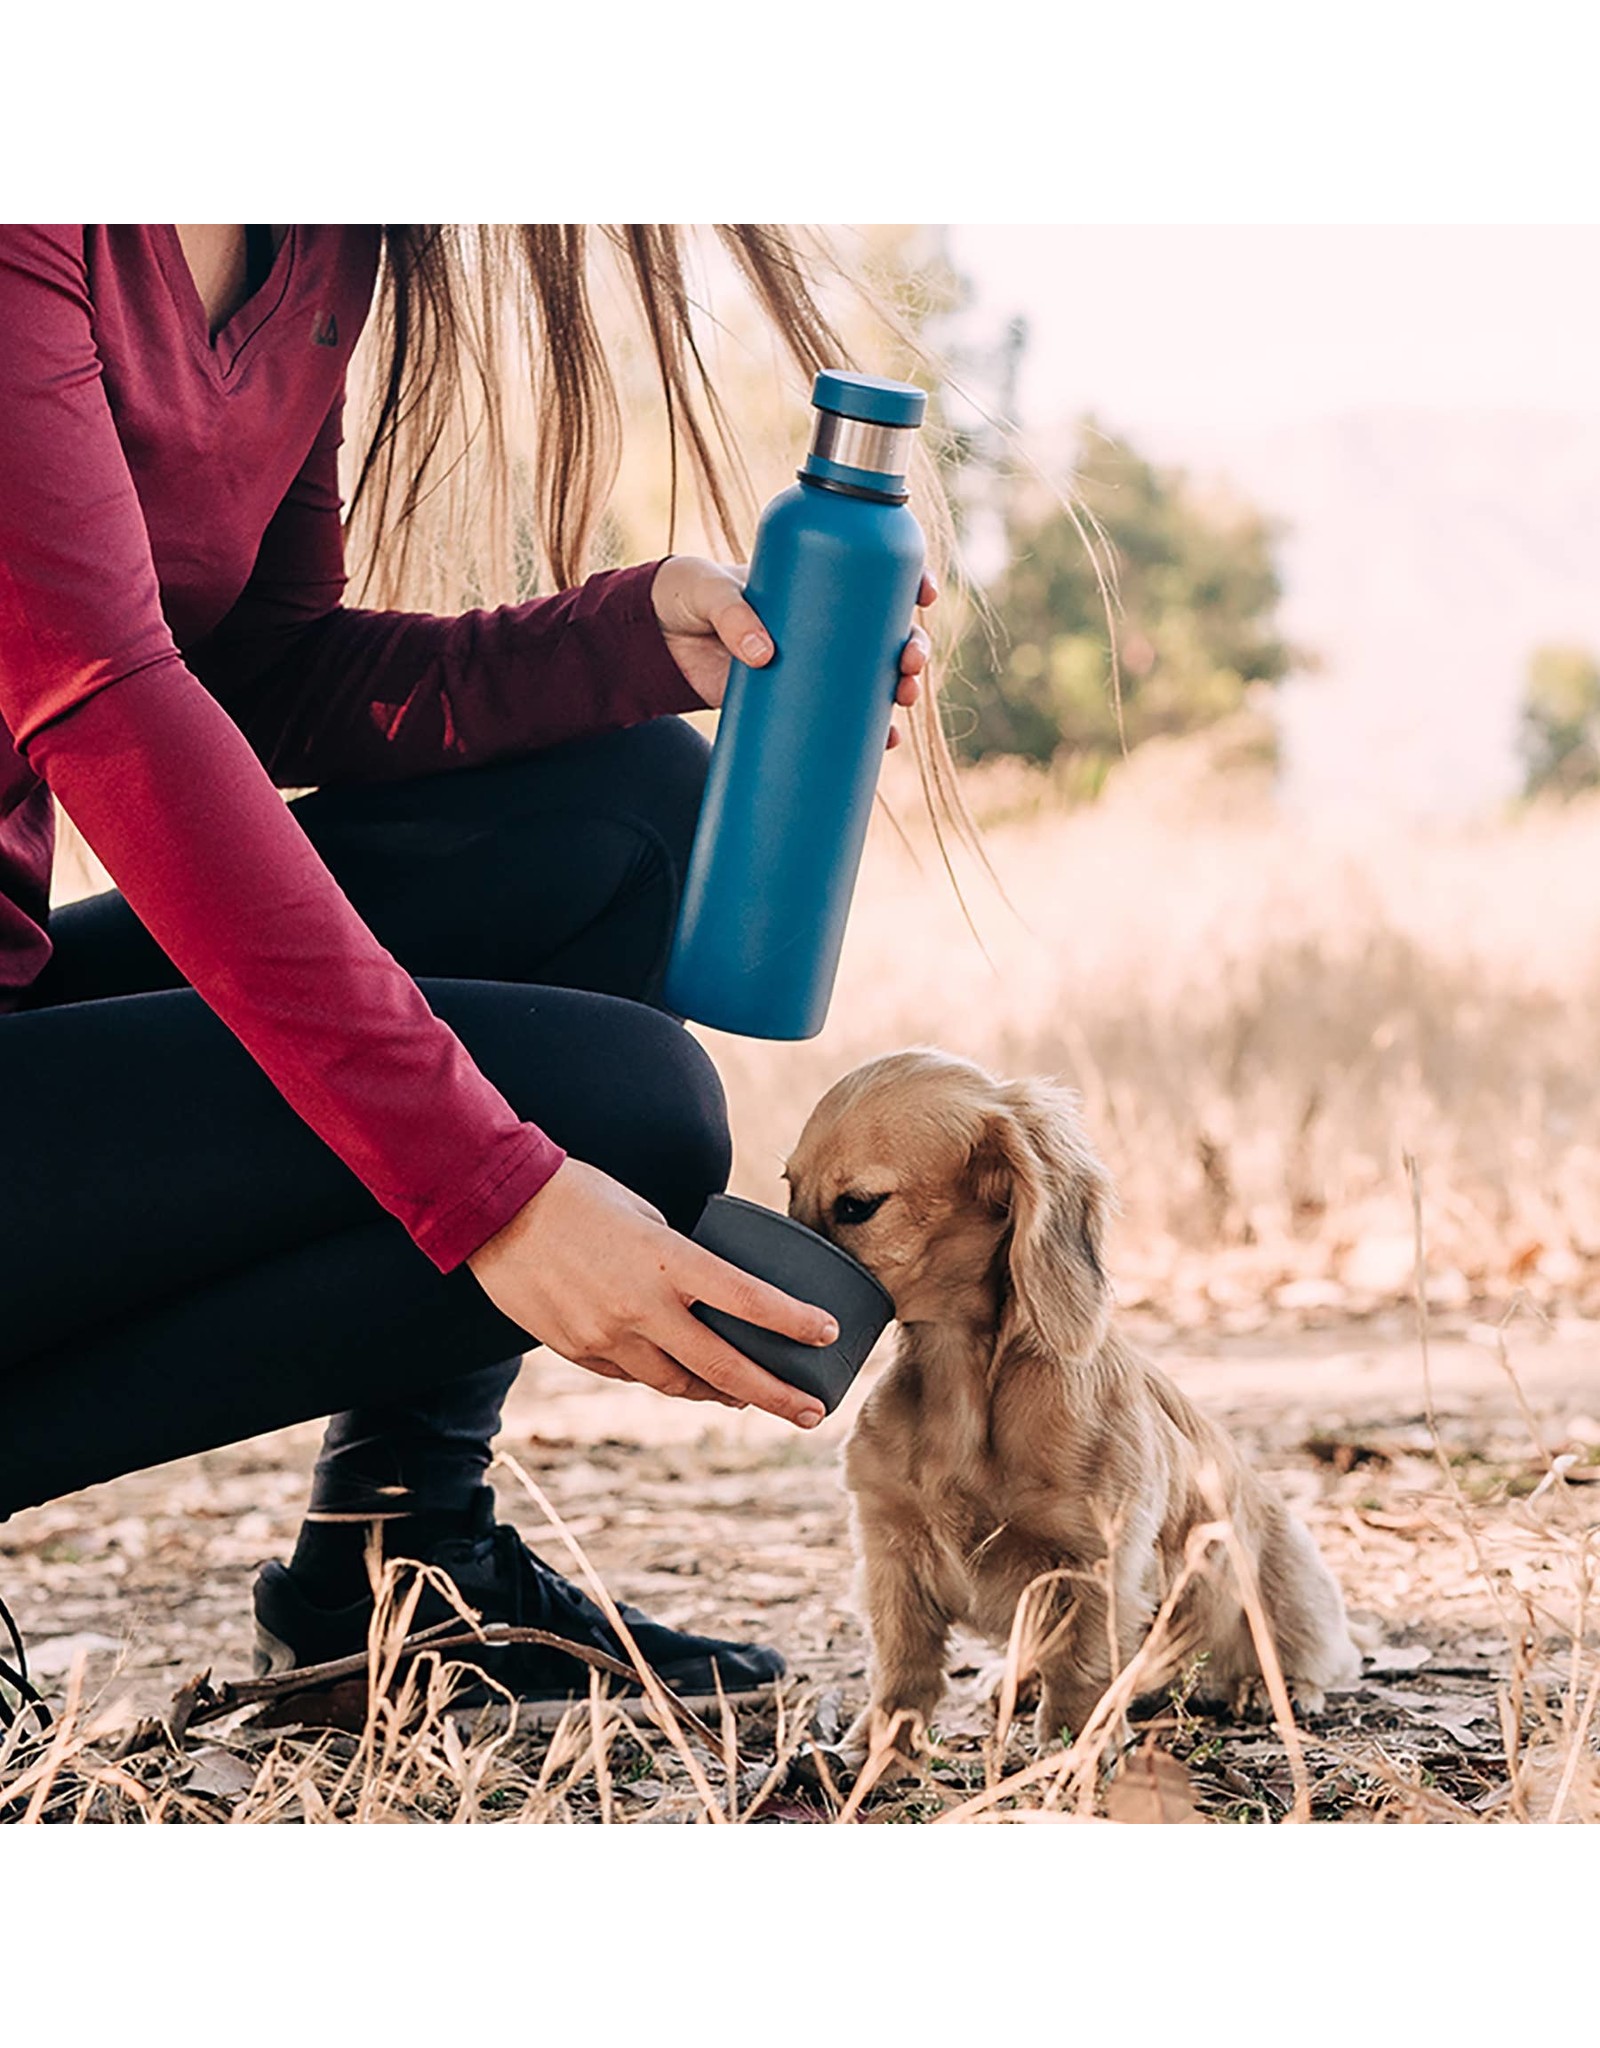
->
<box><xmin>832</xmin><ymin>1191</ymin><xmax>889</xmax><ymax>1228</ymax></box>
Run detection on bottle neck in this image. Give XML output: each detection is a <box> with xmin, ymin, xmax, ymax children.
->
<box><xmin>796</xmin><ymin>466</ymin><xmax>909</xmax><ymax>505</ymax></box>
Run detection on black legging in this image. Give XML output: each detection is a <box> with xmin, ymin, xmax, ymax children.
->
<box><xmin>0</xmin><ymin>716</ymin><xmax>728</xmax><ymax>1521</ymax></box>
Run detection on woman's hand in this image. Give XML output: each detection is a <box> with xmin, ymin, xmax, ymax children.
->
<box><xmin>466</xmin><ymin>1158</ymin><xmax>836</xmax><ymax>1428</ymax></box>
<box><xmin>652</xmin><ymin>555</ymin><xmax>936</xmax><ymax>749</ymax></box>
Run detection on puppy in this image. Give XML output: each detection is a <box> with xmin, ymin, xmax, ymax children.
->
<box><xmin>786</xmin><ymin>1049</ymin><xmax>1359</xmax><ymax>1761</ymax></box>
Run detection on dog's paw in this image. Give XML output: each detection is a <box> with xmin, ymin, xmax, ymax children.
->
<box><xmin>836</xmin><ymin>1705</ymin><xmax>931</xmax><ymax>1784</ymax></box>
<box><xmin>1227</xmin><ymin>1676</ymin><xmax>1332</xmax><ymax>1722</ymax></box>
<box><xmin>785</xmin><ymin>1732</ymin><xmax>925</xmax><ymax>1803</ymax></box>
<box><xmin>1228</xmin><ymin>1677</ymin><xmax>1274</xmax><ymax>1722</ymax></box>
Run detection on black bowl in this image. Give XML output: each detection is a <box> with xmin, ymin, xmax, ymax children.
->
<box><xmin>689</xmin><ymin>1194</ymin><xmax>895</xmax><ymax>1414</ymax></box>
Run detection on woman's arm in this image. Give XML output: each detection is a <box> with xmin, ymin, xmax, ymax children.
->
<box><xmin>0</xmin><ymin>227</ymin><xmax>561</xmax><ymax>1270</ymax></box>
<box><xmin>190</xmin><ymin>396</ymin><xmax>704</xmax><ymax>787</ymax></box>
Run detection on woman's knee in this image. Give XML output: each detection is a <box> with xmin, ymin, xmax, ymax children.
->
<box><xmin>493</xmin><ymin>715</ymin><xmax>711</xmax><ymax>874</ymax></box>
<box><xmin>605</xmin><ymin>1008</ymin><xmax>731</xmax><ymax>1231</ymax></box>
<box><xmin>437</xmin><ymin>983</ymin><xmax>731</xmax><ymax>1234</ymax></box>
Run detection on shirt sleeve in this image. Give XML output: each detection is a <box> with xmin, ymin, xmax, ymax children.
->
<box><xmin>191</xmin><ymin>394</ymin><xmax>704</xmax><ymax>787</ymax></box>
<box><xmin>0</xmin><ymin>225</ymin><xmax>565</xmax><ymax>1271</ymax></box>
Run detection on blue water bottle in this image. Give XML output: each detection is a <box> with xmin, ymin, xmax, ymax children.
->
<box><xmin>664</xmin><ymin>369</ymin><xmax>927</xmax><ymax>1040</ymax></box>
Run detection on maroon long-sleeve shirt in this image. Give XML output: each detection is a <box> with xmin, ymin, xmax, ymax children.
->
<box><xmin>0</xmin><ymin>225</ymin><xmax>702</xmax><ymax>1270</ymax></box>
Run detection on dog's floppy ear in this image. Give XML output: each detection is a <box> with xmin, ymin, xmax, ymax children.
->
<box><xmin>970</xmin><ymin>1080</ymin><xmax>1115</xmax><ymax>1361</ymax></box>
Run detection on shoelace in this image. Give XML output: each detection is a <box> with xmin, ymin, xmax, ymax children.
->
<box><xmin>0</xmin><ymin>1588</ymin><xmax>52</xmax><ymax>1741</ymax></box>
<box><xmin>488</xmin><ymin>1523</ymin><xmax>617</xmax><ymax>1647</ymax></box>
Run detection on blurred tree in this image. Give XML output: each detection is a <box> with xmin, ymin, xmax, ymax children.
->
<box><xmin>1520</xmin><ymin>643</ymin><xmax>1600</xmax><ymax>798</ymax></box>
<box><xmin>952</xmin><ymin>420</ymin><xmax>1294</xmax><ymax>770</ymax></box>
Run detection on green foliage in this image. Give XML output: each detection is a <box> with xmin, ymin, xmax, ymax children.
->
<box><xmin>953</xmin><ymin>421</ymin><xmax>1294</xmax><ymax>768</ymax></box>
<box><xmin>1520</xmin><ymin>644</ymin><xmax>1600</xmax><ymax>798</ymax></box>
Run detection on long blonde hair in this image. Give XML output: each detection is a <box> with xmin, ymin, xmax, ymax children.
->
<box><xmin>346</xmin><ymin>224</ymin><xmax>981</xmax><ymax>876</ymax></box>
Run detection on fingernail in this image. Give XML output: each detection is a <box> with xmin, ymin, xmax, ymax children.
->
<box><xmin>742</xmin><ymin>632</ymin><xmax>772</xmax><ymax>662</ymax></box>
<box><xmin>797</xmin><ymin>1407</ymin><xmax>825</xmax><ymax>1430</ymax></box>
<box><xmin>820</xmin><ymin>1318</ymin><xmax>840</xmax><ymax>1345</ymax></box>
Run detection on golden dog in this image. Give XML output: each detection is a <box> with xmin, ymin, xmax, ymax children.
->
<box><xmin>786</xmin><ymin>1049</ymin><xmax>1360</xmax><ymax>1761</ymax></box>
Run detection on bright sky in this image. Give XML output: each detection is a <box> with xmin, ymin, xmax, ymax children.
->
<box><xmin>948</xmin><ymin>227</ymin><xmax>1600</xmax><ymax>449</ymax></box>
<box><xmin>945</xmin><ymin>228</ymin><xmax>1600</xmax><ymax>819</ymax></box>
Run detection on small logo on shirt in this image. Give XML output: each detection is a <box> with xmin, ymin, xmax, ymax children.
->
<box><xmin>311</xmin><ymin>312</ymin><xmax>339</xmax><ymax>348</ymax></box>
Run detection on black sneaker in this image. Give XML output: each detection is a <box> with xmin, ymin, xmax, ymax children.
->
<box><xmin>0</xmin><ymin>1588</ymin><xmax>51</xmax><ymax>1742</ymax></box>
<box><xmin>251</xmin><ymin>1488</ymin><xmax>785</xmax><ymax>1718</ymax></box>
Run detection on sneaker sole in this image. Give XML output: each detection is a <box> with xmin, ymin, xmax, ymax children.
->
<box><xmin>253</xmin><ymin>1621</ymin><xmax>780</xmax><ymax>1730</ymax></box>
<box><xmin>445</xmin><ymin>1685</ymin><xmax>782</xmax><ymax>1734</ymax></box>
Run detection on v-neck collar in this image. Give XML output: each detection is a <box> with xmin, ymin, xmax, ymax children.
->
<box><xmin>153</xmin><ymin>224</ymin><xmax>300</xmax><ymax>387</ymax></box>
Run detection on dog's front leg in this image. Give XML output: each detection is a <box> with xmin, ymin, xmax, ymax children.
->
<box><xmin>1033</xmin><ymin>1586</ymin><xmax>1131</xmax><ymax>1760</ymax></box>
<box><xmin>841</xmin><ymin>1515</ymin><xmax>954</xmax><ymax>1777</ymax></box>
<box><xmin>1034</xmin><ymin>1525</ymin><xmax>1171</xmax><ymax>1761</ymax></box>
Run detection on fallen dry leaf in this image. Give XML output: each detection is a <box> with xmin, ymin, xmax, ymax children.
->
<box><xmin>185</xmin><ymin>1747</ymin><xmax>259</xmax><ymax>1803</ymax></box>
<box><xmin>1104</xmin><ymin>1743</ymin><xmax>1201</xmax><ymax>1824</ymax></box>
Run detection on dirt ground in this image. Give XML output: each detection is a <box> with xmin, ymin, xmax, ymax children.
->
<box><xmin>6</xmin><ymin>1307</ymin><xmax>1599</xmax><ymax>1820</ymax></box>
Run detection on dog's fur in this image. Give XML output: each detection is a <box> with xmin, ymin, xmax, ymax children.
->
<box><xmin>786</xmin><ymin>1049</ymin><xmax>1360</xmax><ymax>1759</ymax></box>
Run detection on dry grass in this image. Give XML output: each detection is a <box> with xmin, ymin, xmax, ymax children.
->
<box><xmin>4</xmin><ymin>1401</ymin><xmax>1593</xmax><ymax>1823</ymax></box>
<box><xmin>712</xmin><ymin>717</ymin><xmax>1600</xmax><ymax>1336</ymax></box>
<box><xmin>6</xmin><ymin>1232</ymin><xmax>1597</xmax><ymax>1825</ymax></box>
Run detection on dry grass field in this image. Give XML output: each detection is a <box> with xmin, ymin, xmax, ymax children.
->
<box><xmin>6</xmin><ymin>719</ymin><xmax>1599</xmax><ymax>1821</ymax></box>
<box><xmin>719</xmin><ymin>712</ymin><xmax>1600</xmax><ymax>1330</ymax></box>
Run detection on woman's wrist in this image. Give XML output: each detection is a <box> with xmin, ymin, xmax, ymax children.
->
<box><xmin>443</xmin><ymin>1131</ymin><xmax>567</xmax><ymax>1279</ymax></box>
<box><xmin>466</xmin><ymin>1154</ymin><xmax>562</xmax><ymax>1281</ymax></box>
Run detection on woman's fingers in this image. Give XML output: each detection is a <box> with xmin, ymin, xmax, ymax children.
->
<box><xmin>611</xmin><ymin>1311</ymin><xmax>805</xmax><ymax>1422</ymax></box>
<box><xmin>662</xmin><ymin>1306</ymin><xmax>827</xmax><ymax>1427</ymax></box>
<box><xmin>654</xmin><ymin>557</ymin><xmax>773</xmax><ymax>669</ymax></box>
<box><xmin>890</xmin><ymin>625</ymin><xmax>930</xmax><ymax>737</ymax></box>
<box><xmin>601</xmin><ymin>1338</ymin><xmax>742</xmax><ymax>1407</ymax></box>
<box><xmin>672</xmin><ymin>1239</ymin><xmax>837</xmax><ymax>1347</ymax></box>
<box><xmin>693</xmin><ymin>562</ymin><xmax>773</xmax><ymax>667</ymax></box>
<box><xmin>711</xmin><ymin>598</ymin><xmax>774</xmax><ymax>668</ymax></box>
<box><xmin>661</xmin><ymin>557</ymin><xmax>930</xmax><ymax>678</ymax></box>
